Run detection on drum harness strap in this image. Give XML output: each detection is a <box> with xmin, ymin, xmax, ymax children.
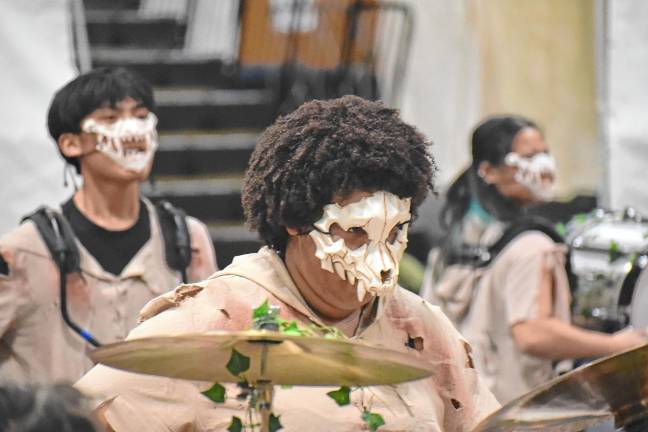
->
<box><xmin>445</xmin><ymin>216</ymin><xmax>577</xmax><ymax>292</ymax></box>
<box><xmin>21</xmin><ymin>200</ymin><xmax>193</xmax><ymax>347</ymax></box>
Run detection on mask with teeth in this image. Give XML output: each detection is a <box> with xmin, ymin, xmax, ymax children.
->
<box><xmin>309</xmin><ymin>191</ymin><xmax>411</xmax><ymax>302</ymax></box>
<box><xmin>81</xmin><ymin>113</ymin><xmax>158</xmax><ymax>172</ymax></box>
<box><xmin>504</xmin><ymin>152</ymin><xmax>557</xmax><ymax>201</ymax></box>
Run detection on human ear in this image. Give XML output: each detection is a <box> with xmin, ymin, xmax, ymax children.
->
<box><xmin>478</xmin><ymin>161</ymin><xmax>499</xmax><ymax>185</ymax></box>
<box><xmin>286</xmin><ymin>227</ymin><xmax>301</xmax><ymax>236</ymax></box>
<box><xmin>58</xmin><ymin>133</ymin><xmax>83</xmax><ymax>158</ymax></box>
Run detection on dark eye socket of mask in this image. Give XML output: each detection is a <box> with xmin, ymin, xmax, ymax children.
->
<box><xmin>346</xmin><ymin>226</ymin><xmax>366</xmax><ymax>234</ymax></box>
<box><xmin>387</xmin><ymin>221</ymin><xmax>410</xmax><ymax>243</ymax></box>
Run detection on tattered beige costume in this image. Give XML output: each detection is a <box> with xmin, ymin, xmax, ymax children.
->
<box><xmin>421</xmin><ymin>215</ymin><xmax>571</xmax><ymax>404</ymax></box>
<box><xmin>0</xmin><ymin>199</ymin><xmax>217</xmax><ymax>384</ymax></box>
<box><xmin>77</xmin><ymin>247</ymin><xmax>499</xmax><ymax>431</ymax></box>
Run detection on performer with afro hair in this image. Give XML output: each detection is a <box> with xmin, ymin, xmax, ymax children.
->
<box><xmin>78</xmin><ymin>96</ymin><xmax>499</xmax><ymax>432</ymax></box>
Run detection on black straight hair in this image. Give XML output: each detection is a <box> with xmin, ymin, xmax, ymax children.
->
<box><xmin>47</xmin><ymin>67</ymin><xmax>156</xmax><ymax>173</ymax></box>
<box><xmin>441</xmin><ymin>115</ymin><xmax>540</xmax><ymax>228</ymax></box>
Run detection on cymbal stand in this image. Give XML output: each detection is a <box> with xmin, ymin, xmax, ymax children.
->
<box><xmin>256</xmin><ymin>341</ymin><xmax>275</xmax><ymax>432</ymax></box>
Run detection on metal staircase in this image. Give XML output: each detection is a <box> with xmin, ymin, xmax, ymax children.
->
<box><xmin>82</xmin><ymin>0</ymin><xmax>272</xmax><ymax>266</ymax></box>
<box><xmin>78</xmin><ymin>0</ymin><xmax>416</xmax><ymax>267</ymax></box>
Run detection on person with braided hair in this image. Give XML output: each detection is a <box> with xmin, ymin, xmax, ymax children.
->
<box><xmin>77</xmin><ymin>95</ymin><xmax>499</xmax><ymax>432</ymax></box>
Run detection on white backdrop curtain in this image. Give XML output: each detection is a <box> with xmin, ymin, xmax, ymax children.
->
<box><xmin>0</xmin><ymin>0</ymin><xmax>77</xmax><ymax>233</ymax></box>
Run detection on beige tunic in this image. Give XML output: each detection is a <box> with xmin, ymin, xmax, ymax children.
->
<box><xmin>76</xmin><ymin>247</ymin><xmax>499</xmax><ymax>432</ymax></box>
<box><xmin>422</xmin><ymin>229</ymin><xmax>571</xmax><ymax>404</ymax></box>
<box><xmin>0</xmin><ymin>199</ymin><xmax>217</xmax><ymax>384</ymax></box>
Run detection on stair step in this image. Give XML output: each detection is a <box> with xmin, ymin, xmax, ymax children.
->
<box><xmin>154</xmin><ymin>132</ymin><xmax>257</xmax><ymax>176</ymax></box>
<box><xmin>87</xmin><ymin>13</ymin><xmax>187</xmax><ymax>48</ymax></box>
<box><xmin>91</xmin><ymin>47</ymin><xmax>190</xmax><ymax>64</ymax></box>
<box><xmin>143</xmin><ymin>177</ymin><xmax>244</xmax><ymax>221</ymax></box>
<box><xmin>83</xmin><ymin>0</ymin><xmax>140</xmax><ymax>11</ymax></box>
<box><xmin>91</xmin><ymin>48</ymin><xmax>272</xmax><ymax>89</ymax></box>
<box><xmin>153</xmin><ymin>88</ymin><xmax>275</xmax><ymax>131</ymax></box>
<box><xmin>209</xmin><ymin>224</ymin><xmax>262</xmax><ymax>267</ymax></box>
<box><xmin>154</xmin><ymin>88</ymin><xmax>272</xmax><ymax>106</ymax></box>
<box><xmin>96</xmin><ymin>58</ymin><xmax>269</xmax><ymax>88</ymax></box>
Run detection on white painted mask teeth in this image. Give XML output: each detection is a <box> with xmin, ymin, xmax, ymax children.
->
<box><xmin>504</xmin><ymin>152</ymin><xmax>557</xmax><ymax>201</ymax></box>
<box><xmin>81</xmin><ymin>113</ymin><xmax>159</xmax><ymax>172</ymax></box>
<box><xmin>309</xmin><ymin>191</ymin><xmax>411</xmax><ymax>302</ymax></box>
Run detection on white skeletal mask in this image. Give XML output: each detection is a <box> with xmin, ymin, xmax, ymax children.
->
<box><xmin>309</xmin><ymin>191</ymin><xmax>411</xmax><ymax>302</ymax></box>
<box><xmin>504</xmin><ymin>152</ymin><xmax>557</xmax><ymax>201</ymax></box>
<box><xmin>81</xmin><ymin>113</ymin><xmax>158</xmax><ymax>172</ymax></box>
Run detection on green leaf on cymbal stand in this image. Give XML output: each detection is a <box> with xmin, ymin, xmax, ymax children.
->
<box><xmin>227</xmin><ymin>349</ymin><xmax>250</xmax><ymax>377</ymax></box>
<box><xmin>253</xmin><ymin>300</ymin><xmax>270</xmax><ymax>320</ymax></box>
<box><xmin>362</xmin><ymin>410</ymin><xmax>385</xmax><ymax>431</ymax></box>
<box><xmin>201</xmin><ymin>382</ymin><xmax>226</xmax><ymax>403</ymax></box>
<box><xmin>227</xmin><ymin>416</ymin><xmax>243</xmax><ymax>432</ymax></box>
<box><xmin>269</xmin><ymin>414</ymin><xmax>283</xmax><ymax>431</ymax></box>
<box><xmin>326</xmin><ymin>386</ymin><xmax>351</xmax><ymax>406</ymax></box>
<box><xmin>281</xmin><ymin>320</ymin><xmax>305</xmax><ymax>336</ymax></box>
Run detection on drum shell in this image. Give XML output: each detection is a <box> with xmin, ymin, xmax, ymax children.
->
<box><xmin>567</xmin><ymin>210</ymin><xmax>648</xmax><ymax>333</ymax></box>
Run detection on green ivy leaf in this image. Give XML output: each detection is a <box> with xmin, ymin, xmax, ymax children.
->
<box><xmin>326</xmin><ymin>386</ymin><xmax>351</xmax><ymax>406</ymax></box>
<box><xmin>226</xmin><ymin>349</ymin><xmax>250</xmax><ymax>377</ymax></box>
<box><xmin>554</xmin><ymin>222</ymin><xmax>567</xmax><ymax>237</ymax></box>
<box><xmin>361</xmin><ymin>411</ymin><xmax>385</xmax><ymax>431</ymax></box>
<box><xmin>201</xmin><ymin>383</ymin><xmax>226</xmax><ymax>403</ymax></box>
<box><xmin>253</xmin><ymin>300</ymin><xmax>270</xmax><ymax>320</ymax></box>
<box><xmin>227</xmin><ymin>416</ymin><xmax>243</xmax><ymax>432</ymax></box>
<box><xmin>269</xmin><ymin>414</ymin><xmax>283</xmax><ymax>432</ymax></box>
<box><xmin>281</xmin><ymin>321</ymin><xmax>305</xmax><ymax>336</ymax></box>
<box><xmin>574</xmin><ymin>213</ymin><xmax>588</xmax><ymax>224</ymax></box>
<box><xmin>609</xmin><ymin>240</ymin><xmax>623</xmax><ymax>263</ymax></box>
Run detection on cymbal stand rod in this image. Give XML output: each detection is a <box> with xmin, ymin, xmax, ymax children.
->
<box><xmin>257</xmin><ymin>343</ymin><xmax>273</xmax><ymax>432</ymax></box>
<box><xmin>256</xmin><ymin>379</ymin><xmax>273</xmax><ymax>432</ymax></box>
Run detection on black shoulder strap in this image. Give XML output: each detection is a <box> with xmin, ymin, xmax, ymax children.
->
<box><xmin>155</xmin><ymin>200</ymin><xmax>192</xmax><ymax>283</ymax></box>
<box><xmin>488</xmin><ymin>216</ymin><xmax>565</xmax><ymax>261</ymax></box>
<box><xmin>442</xmin><ymin>216</ymin><xmax>577</xmax><ymax>299</ymax></box>
<box><xmin>488</xmin><ymin>216</ymin><xmax>577</xmax><ymax>296</ymax></box>
<box><xmin>21</xmin><ymin>206</ymin><xmax>100</xmax><ymax>346</ymax></box>
<box><xmin>446</xmin><ymin>216</ymin><xmax>565</xmax><ymax>267</ymax></box>
<box><xmin>21</xmin><ymin>206</ymin><xmax>80</xmax><ymax>274</ymax></box>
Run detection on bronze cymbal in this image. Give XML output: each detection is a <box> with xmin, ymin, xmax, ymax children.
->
<box><xmin>90</xmin><ymin>330</ymin><xmax>434</xmax><ymax>386</ymax></box>
<box><xmin>472</xmin><ymin>343</ymin><xmax>648</xmax><ymax>432</ymax></box>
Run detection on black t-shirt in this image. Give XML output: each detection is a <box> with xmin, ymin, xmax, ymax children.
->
<box><xmin>61</xmin><ymin>198</ymin><xmax>151</xmax><ymax>276</ymax></box>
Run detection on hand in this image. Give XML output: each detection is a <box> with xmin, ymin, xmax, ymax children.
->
<box><xmin>610</xmin><ymin>327</ymin><xmax>648</xmax><ymax>352</ymax></box>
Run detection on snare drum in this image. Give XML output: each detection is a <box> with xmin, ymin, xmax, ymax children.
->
<box><xmin>567</xmin><ymin>208</ymin><xmax>648</xmax><ymax>332</ymax></box>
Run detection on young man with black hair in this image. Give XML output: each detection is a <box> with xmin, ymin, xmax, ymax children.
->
<box><xmin>0</xmin><ymin>67</ymin><xmax>217</xmax><ymax>384</ymax></box>
<box><xmin>77</xmin><ymin>96</ymin><xmax>499</xmax><ymax>431</ymax></box>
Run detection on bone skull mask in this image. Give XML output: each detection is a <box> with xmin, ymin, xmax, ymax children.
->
<box><xmin>504</xmin><ymin>152</ymin><xmax>556</xmax><ymax>201</ymax></box>
<box><xmin>81</xmin><ymin>112</ymin><xmax>158</xmax><ymax>172</ymax></box>
<box><xmin>309</xmin><ymin>191</ymin><xmax>411</xmax><ymax>301</ymax></box>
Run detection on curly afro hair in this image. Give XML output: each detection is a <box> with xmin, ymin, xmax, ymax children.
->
<box><xmin>242</xmin><ymin>95</ymin><xmax>436</xmax><ymax>253</ymax></box>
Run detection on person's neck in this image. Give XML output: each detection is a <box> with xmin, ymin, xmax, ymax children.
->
<box><xmin>284</xmin><ymin>243</ymin><xmax>356</xmax><ymax>322</ymax></box>
<box><xmin>73</xmin><ymin>176</ymin><xmax>141</xmax><ymax>231</ymax></box>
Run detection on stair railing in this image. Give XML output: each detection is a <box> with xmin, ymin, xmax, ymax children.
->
<box><xmin>258</xmin><ymin>0</ymin><xmax>414</xmax><ymax>115</ymax></box>
<box><xmin>69</xmin><ymin>0</ymin><xmax>92</xmax><ymax>72</ymax></box>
